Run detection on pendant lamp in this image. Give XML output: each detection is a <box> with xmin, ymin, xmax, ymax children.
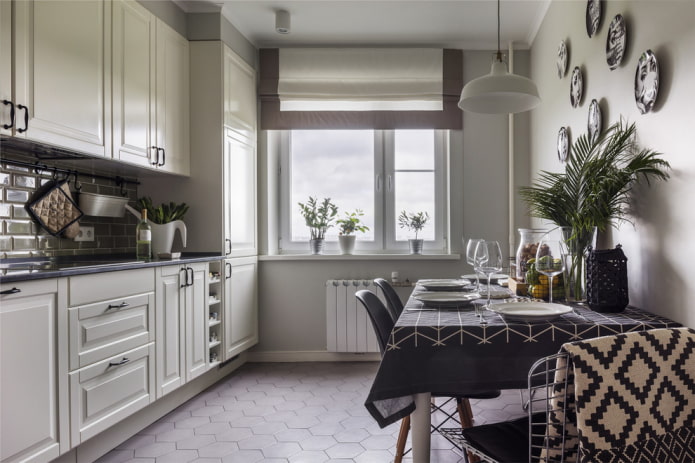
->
<box><xmin>458</xmin><ymin>0</ymin><xmax>540</xmax><ymax>114</ymax></box>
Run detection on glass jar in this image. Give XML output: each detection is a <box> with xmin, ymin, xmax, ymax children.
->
<box><xmin>515</xmin><ymin>228</ymin><xmax>549</xmax><ymax>281</ymax></box>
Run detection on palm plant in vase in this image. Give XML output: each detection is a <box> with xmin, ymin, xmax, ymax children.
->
<box><xmin>519</xmin><ymin>120</ymin><xmax>669</xmax><ymax>301</ymax></box>
<box><xmin>398</xmin><ymin>210</ymin><xmax>429</xmax><ymax>254</ymax></box>
<box><xmin>336</xmin><ymin>209</ymin><xmax>369</xmax><ymax>255</ymax></box>
<box><xmin>298</xmin><ymin>196</ymin><xmax>338</xmax><ymax>254</ymax></box>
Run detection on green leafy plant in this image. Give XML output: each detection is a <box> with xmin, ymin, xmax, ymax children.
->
<box><xmin>519</xmin><ymin>120</ymin><xmax>669</xmax><ymax>298</ymax></box>
<box><xmin>137</xmin><ymin>197</ymin><xmax>189</xmax><ymax>224</ymax></box>
<box><xmin>336</xmin><ymin>210</ymin><xmax>370</xmax><ymax>236</ymax></box>
<box><xmin>298</xmin><ymin>196</ymin><xmax>338</xmax><ymax>240</ymax></box>
<box><xmin>398</xmin><ymin>210</ymin><xmax>429</xmax><ymax>240</ymax></box>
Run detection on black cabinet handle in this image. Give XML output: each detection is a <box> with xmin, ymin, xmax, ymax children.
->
<box><xmin>16</xmin><ymin>104</ymin><xmax>28</xmax><ymax>133</ymax></box>
<box><xmin>225</xmin><ymin>262</ymin><xmax>231</xmax><ymax>280</ymax></box>
<box><xmin>108</xmin><ymin>357</ymin><xmax>130</xmax><ymax>367</ymax></box>
<box><xmin>0</xmin><ymin>287</ymin><xmax>21</xmax><ymax>295</ymax></box>
<box><xmin>106</xmin><ymin>302</ymin><xmax>129</xmax><ymax>310</ymax></box>
<box><xmin>2</xmin><ymin>100</ymin><xmax>14</xmax><ymax>130</ymax></box>
<box><xmin>225</xmin><ymin>239</ymin><xmax>232</xmax><ymax>255</ymax></box>
<box><xmin>150</xmin><ymin>146</ymin><xmax>159</xmax><ymax>166</ymax></box>
<box><xmin>180</xmin><ymin>267</ymin><xmax>188</xmax><ymax>288</ymax></box>
<box><xmin>187</xmin><ymin>267</ymin><xmax>194</xmax><ymax>286</ymax></box>
<box><xmin>158</xmin><ymin>147</ymin><xmax>165</xmax><ymax>167</ymax></box>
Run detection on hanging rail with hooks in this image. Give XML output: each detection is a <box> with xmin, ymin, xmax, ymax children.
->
<box><xmin>1</xmin><ymin>158</ymin><xmax>140</xmax><ymax>194</ymax></box>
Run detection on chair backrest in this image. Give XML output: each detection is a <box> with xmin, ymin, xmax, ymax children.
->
<box><xmin>561</xmin><ymin>327</ymin><xmax>695</xmax><ymax>462</ymax></box>
<box><xmin>373</xmin><ymin>278</ymin><xmax>403</xmax><ymax>321</ymax></box>
<box><xmin>355</xmin><ymin>289</ymin><xmax>394</xmax><ymax>355</ymax></box>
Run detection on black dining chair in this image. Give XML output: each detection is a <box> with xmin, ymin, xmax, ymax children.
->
<box><xmin>356</xmin><ymin>289</ymin><xmax>501</xmax><ymax>463</ymax></box>
<box><xmin>373</xmin><ymin>278</ymin><xmax>404</xmax><ymax>321</ymax></box>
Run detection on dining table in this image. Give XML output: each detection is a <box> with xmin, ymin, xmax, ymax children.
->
<box><xmin>364</xmin><ymin>280</ymin><xmax>680</xmax><ymax>463</ymax></box>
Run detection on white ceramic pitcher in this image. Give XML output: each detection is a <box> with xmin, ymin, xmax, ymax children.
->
<box><xmin>125</xmin><ymin>205</ymin><xmax>187</xmax><ymax>256</ymax></box>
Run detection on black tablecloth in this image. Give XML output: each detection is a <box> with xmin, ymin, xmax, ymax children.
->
<box><xmin>365</xmin><ymin>286</ymin><xmax>680</xmax><ymax>428</ymax></box>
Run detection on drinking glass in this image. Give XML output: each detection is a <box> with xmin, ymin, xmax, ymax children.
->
<box><xmin>465</xmin><ymin>238</ymin><xmax>484</xmax><ymax>291</ymax></box>
<box><xmin>474</xmin><ymin>240</ymin><xmax>503</xmax><ymax>309</ymax></box>
<box><xmin>535</xmin><ymin>235</ymin><xmax>568</xmax><ymax>304</ymax></box>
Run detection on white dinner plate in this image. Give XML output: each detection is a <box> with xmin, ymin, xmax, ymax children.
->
<box><xmin>413</xmin><ymin>292</ymin><xmax>480</xmax><ymax>308</ymax></box>
<box><xmin>461</xmin><ymin>274</ymin><xmax>509</xmax><ymax>283</ymax></box>
<box><xmin>419</xmin><ymin>279</ymin><xmax>471</xmax><ymax>291</ymax></box>
<box><xmin>488</xmin><ymin>302</ymin><xmax>572</xmax><ymax>322</ymax></box>
<box><xmin>478</xmin><ymin>288</ymin><xmax>513</xmax><ymax>299</ymax></box>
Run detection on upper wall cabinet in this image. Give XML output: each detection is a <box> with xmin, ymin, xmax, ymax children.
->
<box><xmin>112</xmin><ymin>0</ymin><xmax>190</xmax><ymax>175</ymax></box>
<box><xmin>224</xmin><ymin>47</ymin><xmax>257</xmax><ymax>138</ymax></box>
<box><xmin>5</xmin><ymin>0</ymin><xmax>111</xmax><ymax>157</ymax></box>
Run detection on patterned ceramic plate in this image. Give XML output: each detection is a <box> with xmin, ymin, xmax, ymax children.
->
<box><xmin>488</xmin><ymin>302</ymin><xmax>572</xmax><ymax>322</ymax></box>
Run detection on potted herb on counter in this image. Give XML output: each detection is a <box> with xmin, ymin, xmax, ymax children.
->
<box><xmin>298</xmin><ymin>196</ymin><xmax>338</xmax><ymax>254</ymax></box>
<box><xmin>336</xmin><ymin>209</ymin><xmax>369</xmax><ymax>255</ymax></box>
<box><xmin>398</xmin><ymin>210</ymin><xmax>429</xmax><ymax>254</ymax></box>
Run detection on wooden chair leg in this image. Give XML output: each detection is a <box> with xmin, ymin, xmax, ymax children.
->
<box><xmin>456</xmin><ymin>399</ymin><xmax>479</xmax><ymax>463</ymax></box>
<box><xmin>394</xmin><ymin>415</ymin><xmax>410</xmax><ymax>463</ymax></box>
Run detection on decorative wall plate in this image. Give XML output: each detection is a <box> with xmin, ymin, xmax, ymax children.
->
<box><xmin>557</xmin><ymin>127</ymin><xmax>569</xmax><ymax>162</ymax></box>
<box><xmin>635</xmin><ymin>50</ymin><xmax>659</xmax><ymax>114</ymax></box>
<box><xmin>570</xmin><ymin>67</ymin><xmax>583</xmax><ymax>108</ymax></box>
<box><xmin>606</xmin><ymin>14</ymin><xmax>626</xmax><ymax>70</ymax></box>
<box><xmin>588</xmin><ymin>99</ymin><xmax>602</xmax><ymax>144</ymax></box>
<box><xmin>557</xmin><ymin>41</ymin><xmax>568</xmax><ymax>78</ymax></box>
<box><xmin>586</xmin><ymin>0</ymin><xmax>601</xmax><ymax>38</ymax></box>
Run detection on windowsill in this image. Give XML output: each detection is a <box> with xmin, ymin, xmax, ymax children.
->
<box><xmin>259</xmin><ymin>253</ymin><xmax>461</xmax><ymax>261</ymax></box>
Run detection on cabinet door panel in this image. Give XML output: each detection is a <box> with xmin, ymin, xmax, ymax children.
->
<box><xmin>186</xmin><ymin>264</ymin><xmax>207</xmax><ymax>381</ymax></box>
<box><xmin>13</xmin><ymin>0</ymin><xmax>109</xmax><ymax>157</ymax></box>
<box><xmin>224</xmin><ymin>130</ymin><xmax>257</xmax><ymax>256</ymax></box>
<box><xmin>155</xmin><ymin>20</ymin><xmax>189</xmax><ymax>175</ymax></box>
<box><xmin>112</xmin><ymin>0</ymin><xmax>155</xmax><ymax>167</ymax></box>
<box><xmin>155</xmin><ymin>266</ymin><xmax>185</xmax><ymax>398</ymax></box>
<box><xmin>1</xmin><ymin>280</ymin><xmax>66</xmax><ymax>463</ymax></box>
<box><xmin>224</xmin><ymin>258</ymin><xmax>258</xmax><ymax>359</ymax></box>
<box><xmin>0</xmin><ymin>1</ymin><xmax>12</xmax><ymax>136</ymax></box>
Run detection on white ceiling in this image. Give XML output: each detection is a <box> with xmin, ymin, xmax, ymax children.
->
<box><xmin>175</xmin><ymin>0</ymin><xmax>552</xmax><ymax>50</ymax></box>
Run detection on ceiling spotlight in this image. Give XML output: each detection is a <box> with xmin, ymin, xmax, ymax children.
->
<box><xmin>275</xmin><ymin>10</ymin><xmax>290</xmax><ymax>34</ymax></box>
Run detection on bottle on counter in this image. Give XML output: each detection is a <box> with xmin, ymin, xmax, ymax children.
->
<box><xmin>136</xmin><ymin>209</ymin><xmax>152</xmax><ymax>261</ymax></box>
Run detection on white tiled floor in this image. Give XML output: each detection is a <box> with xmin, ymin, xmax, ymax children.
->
<box><xmin>98</xmin><ymin>362</ymin><xmax>526</xmax><ymax>463</ymax></box>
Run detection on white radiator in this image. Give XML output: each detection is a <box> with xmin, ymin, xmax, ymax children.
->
<box><xmin>326</xmin><ymin>280</ymin><xmax>381</xmax><ymax>353</ymax></box>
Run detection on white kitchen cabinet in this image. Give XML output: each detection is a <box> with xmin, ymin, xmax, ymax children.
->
<box><xmin>171</xmin><ymin>41</ymin><xmax>256</xmax><ymax>256</ymax></box>
<box><xmin>224</xmin><ymin>127</ymin><xmax>257</xmax><ymax>257</ymax></box>
<box><xmin>1</xmin><ymin>278</ymin><xmax>69</xmax><ymax>463</ymax></box>
<box><xmin>223</xmin><ymin>257</ymin><xmax>258</xmax><ymax>360</ymax></box>
<box><xmin>0</xmin><ymin>0</ymin><xmax>12</xmax><ymax>136</ymax></box>
<box><xmin>9</xmin><ymin>0</ymin><xmax>110</xmax><ymax>157</ymax></box>
<box><xmin>112</xmin><ymin>0</ymin><xmax>189</xmax><ymax>175</ymax></box>
<box><xmin>153</xmin><ymin>17</ymin><xmax>190</xmax><ymax>175</ymax></box>
<box><xmin>67</xmin><ymin>269</ymin><xmax>156</xmax><ymax>445</ymax></box>
<box><xmin>69</xmin><ymin>343</ymin><xmax>155</xmax><ymax>444</ymax></box>
<box><xmin>207</xmin><ymin>261</ymin><xmax>223</xmax><ymax>367</ymax></box>
<box><xmin>155</xmin><ymin>263</ymin><xmax>208</xmax><ymax>399</ymax></box>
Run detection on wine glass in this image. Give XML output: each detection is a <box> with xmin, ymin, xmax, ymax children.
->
<box><xmin>535</xmin><ymin>235</ymin><xmax>567</xmax><ymax>304</ymax></box>
<box><xmin>466</xmin><ymin>238</ymin><xmax>484</xmax><ymax>291</ymax></box>
<box><xmin>474</xmin><ymin>240</ymin><xmax>503</xmax><ymax>309</ymax></box>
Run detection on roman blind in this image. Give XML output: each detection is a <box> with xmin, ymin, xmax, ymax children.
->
<box><xmin>259</xmin><ymin>48</ymin><xmax>463</xmax><ymax>130</ymax></box>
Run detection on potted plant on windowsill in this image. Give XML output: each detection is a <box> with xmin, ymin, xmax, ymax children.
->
<box><xmin>298</xmin><ymin>196</ymin><xmax>338</xmax><ymax>255</ymax></box>
<box><xmin>398</xmin><ymin>210</ymin><xmax>429</xmax><ymax>254</ymax></box>
<box><xmin>336</xmin><ymin>209</ymin><xmax>369</xmax><ymax>255</ymax></box>
<box><xmin>519</xmin><ymin>121</ymin><xmax>670</xmax><ymax>301</ymax></box>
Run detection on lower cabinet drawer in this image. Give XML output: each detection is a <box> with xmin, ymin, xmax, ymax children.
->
<box><xmin>69</xmin><ymin>292</ymin><xmax>155</xmax><ymax>370</ymax></box>
<box><xmin>69</xmin><ymin>343</ymin><xmax>155</xmax><ymax>444</ymax></box>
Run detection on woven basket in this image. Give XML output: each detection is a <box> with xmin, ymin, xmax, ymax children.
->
<box><xmin>586</xmin><ymin>245</ymin><xmax>629</xmax><ymax>313</ymax></box>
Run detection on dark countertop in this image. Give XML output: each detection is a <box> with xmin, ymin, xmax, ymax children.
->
<box><xmin>0</xmin><ymin>253</ymin><xmax>224</xmax><ymax>284</ymax></box>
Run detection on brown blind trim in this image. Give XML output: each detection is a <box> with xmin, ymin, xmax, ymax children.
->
<box><xmin>259</xmin><ymin>48</ymin><xmax>462</xmax><ymax>130</ymax></box>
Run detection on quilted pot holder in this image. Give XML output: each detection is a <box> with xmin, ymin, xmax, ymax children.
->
<box><xmin>26</xmin><ymin>179</ymin><xmax>83</xmax><ymax>237</ymax></box>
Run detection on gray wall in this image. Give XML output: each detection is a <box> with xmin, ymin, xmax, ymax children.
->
<box><xmin>528</xmin><ymin>0</ymin><xmax>695</xmax><ymax>326</ymax></box>
<box><xmin>254</xmin><ymin>50</ymin><xmax>531</xmax><ymax>354</ymax></box>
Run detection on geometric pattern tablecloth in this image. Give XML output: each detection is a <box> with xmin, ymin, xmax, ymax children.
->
<box><xmin>365</xmin><ymin>286</ymin><xmax>681</xmax><ymax>428</ymax></box>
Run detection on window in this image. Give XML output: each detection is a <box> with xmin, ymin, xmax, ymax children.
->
<box><xmin>279</xmin><ymin>129</ymin><xmax>448</xmax><ymax>253</ymax></box>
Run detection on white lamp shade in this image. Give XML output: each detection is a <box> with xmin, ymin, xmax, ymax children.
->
<box><xmin>458</xmin><ymin>59</ymin><xmax>541</xmax><ymax>114</ymax></box>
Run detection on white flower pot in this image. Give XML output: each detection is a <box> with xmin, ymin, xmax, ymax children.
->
<box><xmin>339</xmin><ymin>235</ymin><xmax>356</xmax><ymax>255</ymax></box>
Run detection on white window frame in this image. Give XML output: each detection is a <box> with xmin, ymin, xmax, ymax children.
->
<box><xmin>278</xmin><ymin>130</ymin><xmax>449</xmax><ymax>254</ymax></box>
